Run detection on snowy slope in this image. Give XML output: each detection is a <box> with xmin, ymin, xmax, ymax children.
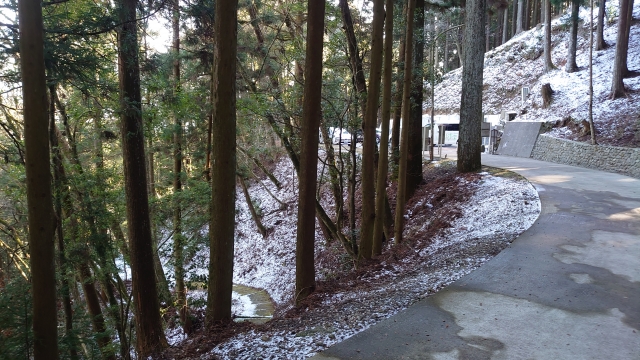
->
<box><xmin>432</xmin><ymin>0</ymin><xmax>640</xmax><ymax>147</ymax></box>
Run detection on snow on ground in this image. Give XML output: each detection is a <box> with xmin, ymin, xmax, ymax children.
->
<box><xmin>433</xmin><ymin>0</ymin><xmax>640</xmax><ymax>146</ymax></box>
<box><xmin>162</xmin><ymin>156</ymin><xmax>541</xmax><ymax>359</ymax></box>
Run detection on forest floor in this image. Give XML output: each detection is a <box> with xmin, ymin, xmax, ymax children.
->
<box><xmin>155</xmin><ymin>155</ymin><xmax>540</xmax><ymax>360</ymax></box>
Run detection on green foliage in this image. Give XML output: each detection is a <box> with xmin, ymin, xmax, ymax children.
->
<box><xmin>0</xmin><ymin>278</ymin><xmax>32</xmax><ymax>360</ymax></box>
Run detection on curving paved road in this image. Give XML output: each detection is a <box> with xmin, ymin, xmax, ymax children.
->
<box><xmin>313</xmin><ymin>155</ymin><xmax>640</xmax><ymax>360</ymax></box>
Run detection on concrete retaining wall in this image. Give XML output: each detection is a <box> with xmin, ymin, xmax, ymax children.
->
<box><xmin>496</xmin><ymin>121</ymin><xmax>544</xmax><ymax>158</ymax></box>
<box><xmin>531</xmin><ymin>134</ymin><xmax>640</xmax><ymax>178</ymax></box>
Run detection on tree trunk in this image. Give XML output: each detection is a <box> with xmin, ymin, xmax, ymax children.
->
<box><xmin>512</xmin><ymin>0</ymin><xmax>519</xmax><ymax>37</ymax></box>
<box><xmin>206</xmin><ymin>0</ymin><xmax>238</xmax><ymax>322</ymax></box>
<box><xmin>503</xmin><ymin>4</ymin><xmax>510</xmax><ymax>43</ymax></box>
<box><xmin>339</xmin><ymin>0</ymin><xmax>368</xmax><ymax>118</ymax></box>
<box><xmin>621</xmin><ymin>0</ymin><xmax>634</xmax><ymax>76</ymax></box>
<box><xmin>610</xmin><ymin>0</ymin><xmax>630</xmax><ymax>98</ymax></box>
<box><xmin>532</xmin><ymin>0</ymin><xmax>541</xmax><ymax>26</ymax></box>
<box><xmin>359</xmin><ymin>0</ymin><xmax>385</xmax><ymax>260</ymax></box>
<box><xmin>444</xmin><ymin>19</ymin><xmax>450</xmax><ymax>72</ymax></box>
<box><xmin>319</xmin><ymin>121</ymin><xmax>344</xmax><ymax>224</ymax></box>
<box><xmin>486</xmin><ymin>14</ymin><xmax>492</xmax><ymax>52</ymax></box>
<box><xmin>565</xmin><ymin>0</ymin><xmax>579</xmax><ymax>72</ymax></box>
<box><xmin>79</xmin><ymin>263</ymin><xmax>116</xmax><ymax>360</ymax></box>
<box><xmin>48</xmin><ymin>86</ymin><xmax>79</xmax><ymax>360</ymax></box>
<box><xmin>17</xmin><ymin>2</ymin><xmax>59</xmax><ymax>358</ymax></box>
<box><xmin>117</xmin><ymin>0</ymin><xmax>167</xmax><ymax>354</ymax></box>
<box><xmin>239</xmin><ymin>176</ymin><xmax>268</xmax><ymax>237</ymax></box>
<box><xmin>517</xmin><ymin>0</ymin><xmax>525</xmax><ymax>33</ymax></box>
<box><xmin>393</xmin><ymin>0</ymin><xmax>416</xmax><ymax>245</ymax></box>
<box><xmin>391</xmin><ymin>0</ymin><xmax>407</xmax><ymax>165</ymax></box>
<box><xmin>295</xmin><ymin>0</ymin><xmax>325</xmax><ymax>304</ymax></box>
<box><xmin>525</xmin><ymin>0</ymin><xmax>532</xmax><ymax>30</ymax></box>
<box><xmin>171</xmin><ymin>0</ymin><xmax>188</xmax><ymax>331</ymax></box>
<box><xmin>348</xmin><ymin>130</ymin><xmax>357</xmax><ymax>252</ymax></box>
<box><xmin>496</xmin><ymin>9</ymin><xmax>505</xmax><ymax>47</ymax></box>
<box><xmin>596</xmin><ymin>0</ymin><xmax>607</xmax><ymax>50</ymax></box>
<box><xmin>406</xmin><ymin>0</ymin><xmax>425</xmax><ymax>200</ymax></box>
<box><xmin>544</xmin><ymin>0</ymin><xmax>555</xmax><ymax>71</ymax></box>
<box><xmin>457</xmin><ymin>0</ymin><xmax>486</xmax><ymax>173</ymax></box>
<box><xmin>589</xmin><ymin>0</ymin><xmax>599</xmax><ymax>145</ymax></box>
<box><xmin>373</xmin><ymin>0</ymin><xmax>394</xmax><ymax>256</ymax></box>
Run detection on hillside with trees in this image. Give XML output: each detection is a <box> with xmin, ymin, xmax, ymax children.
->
<box><xmin>433</xmin><ymin>0</ymin><xmax>640</xmax><ymax>147</ymax></box>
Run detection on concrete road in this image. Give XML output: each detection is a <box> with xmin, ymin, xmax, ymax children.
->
<box><xmin>312</xmin><ymin>155</ymin><xmax>640</xmax><ymax>360</ymax></box>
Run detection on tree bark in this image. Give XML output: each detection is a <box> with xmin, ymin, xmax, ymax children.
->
<box><xmin>525</xmin><ymin>0</ymin><xmax>532</xmax><ymax>30</ymax></box>
<box><xmin>565</xmin><ymin>0</ymin><xmax>580</xmax><ymax>72</ymax></box>
<box><xmin>589</xmin><ymin>0</ymin><xmax>599</xmax><ymax>145</ymax></box>
<box><xmin>406</xmin><ymin>0</ymin><xmax>425</xmax><ymax>199</ymax></box>
<box><xmin>596</xmin><ymin>0</ymin><xmax>607</xmax><ymax>50</ymax></box>
<box><xmin>207</xmin><ymin>0</ymin><xmax>238</xmax><ymax>322</ymax></box>
<box><xmin>79</xmin><ymin>263</ymin><xmax>115</xmax><ymax>360</ymax></box>
<box><xmin>621</xmin><ymin>0</ymin><xmax>634</xmax><ymax>76</ymax></box>
<box><xmin>17</xmin><ymin>2</ymin><xmax>59</xmax><ymax>358</ymax></box>
<box><xmin>517</xmin><ymin>0</ymin><xmax>525</xmax><ymax>33</ymax></box>
<box><xmin>239</xmin><ymin>176</ymin><xmax>268</xmax><ymax>237</ymax></box>
<box><xmin>296</xmin><ymin>0</ymin><xmax>325</xmax><ymax>304</ymax></box>
<box><xmin>544</xmin><ymin>0</ymin><xmax>555</xmax><ymax>72</ymax></box>
<box><xmin>391</xmin><ymin>0</ymin><xmax>408</xmax><ymax>165</ymax></box>
<box><xmin>503</xmin><ymin>4</ymin><xmax>510</xmax><ymax>43</ymax></box>
<box><xmin>359</xmin><ymin>0</ymin><xmax>385</xmax><ymax>260</ymax></box>
<box><xmin>512</xmin><ymin>0</ymin><xmax>519</xmax><ymax>37</ymax></box>
<box><xmin>610</xmin><ymin>0</ymin><xmax>630</xmax><ymax>98</ymax></box>
<box><xmin>117</xmin><ymin>0</ymin><xmax>167</xmax><ymax>354</ymax></box>
<box><xmin>393</xmin><ymin>0</ymin><xmax>416</xmax><ymax>245</ymax></box>
<box><xmin>457</xmin><ymin>0</ymin><xmax>486</xmax><ymax>173</ymax></box>
<box><xmin>48</xmin><ymin>86</ymin><xmax>79</xmax><ymax>360</ymax></box>
<box><xmin>339</xmin><ymin>0</ymin><xmax>368</xmax><ymax>118</ymax></box>
<box><xmin>171</xmin><ymin>0</ymin><xmax>188</xmax><ymax>331</ymax></box>
<box><xmin>486</xmin><ymin>13</ymin><xmax>492</xmax><ymax>51</ymax></box>
<box><xmin>496</xmin><ymin>9</ymin><xmax>505</xmax><ymax>47</ymax></box>
<box><xmin>373</xmin><ymin>0</ymin><xmax>394</xmax><ymax>256</ymax></box>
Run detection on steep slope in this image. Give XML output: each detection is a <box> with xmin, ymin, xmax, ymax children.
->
<box><xmin>433</xmin><ymin>0</ymin><xmax>640</xmax><ymax>147</ymax></box>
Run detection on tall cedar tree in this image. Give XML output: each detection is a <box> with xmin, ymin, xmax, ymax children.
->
<box><xmin>393</xmin><ymin>0</ymin><xmax>416</xmax><ymax>244</ymax></box>
<box><xmin>516</xmin><ymin>0</ymin><xmax>525</xmax><ymax>33</ymax></box>
<box><xmin>565</xmin><ymin>0</ymin><xmax>580</xmax><ymax>72</ymax></box>
<box><xmin>117</xmin><ymin>0</ymin><xmax>168</xmax><ymax>355</ymax></box>
<box><xmin>206</xmin><ymin>0</ymin><xmax>238</xmax><ymax>322</ymax></box>
<box><xmin>359</xmin><ymin>0</ymin><xmax>385</xmax><ymax>260</ymax></box>
<box><xmin>18</xmin><ymin>1</ymin><xmax>59</xmax><ymax>358</ymax></box>
<box><xmin>391</xmin><ymin>1</ymin><xmax>408</xmax><ymax>163</ymax></box>
<box><xmin>171</xmin><ymin>0</ymin><xmax>188</xmax><ymax>329</ymax></box>
<box><xmin>406</xmin><ymin>0</ymin><xmax>425</xmax><ymax>199</ymax></box>
<box><xmin>296</xmin><ymin>0</ymin><xmax>326</xmax><ymax>304</ymax></box>
<box><xmin>610</xmin><ymin>0</ymin><xmax>631</xmax><ymax>98</ymax></box>
<box><xmin>544</xmin><ymin>0</ymin><xmax>555</xmax><ymax>71</ymax></box>
<box><xmin>457</xmin><ymin>0</ymin><xmax>486</xmax><ymax>172</ymax></box>
<box><xmin>48</xmin><ymin>87</ymin><xmax>80</xmax><ymax>360</ymax></box>
<box><xmin>373</xmin><ymin>0</ymin><xmax>394</xmax><ymax>256</ymax></box>
<box><xmin>596</xmin><ymin>0</ymin><xmax>607</xmax><ymax>50</ymax></box>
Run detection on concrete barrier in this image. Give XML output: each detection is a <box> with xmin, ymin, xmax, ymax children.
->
<box><xmin>496</xmin><ymin>121</ymin><xmax>544</xmax><ymax>158</ymax></box>
<box><xmin>531</xmin><ymin>135</ymin><xmax>640</xmax><ymax>179</ymax></box>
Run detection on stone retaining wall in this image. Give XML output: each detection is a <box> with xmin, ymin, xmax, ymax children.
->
<box><xmin>531</xmin><ymin>134</ymin><xmax>640</xmax><ymax>178</ymax></box>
